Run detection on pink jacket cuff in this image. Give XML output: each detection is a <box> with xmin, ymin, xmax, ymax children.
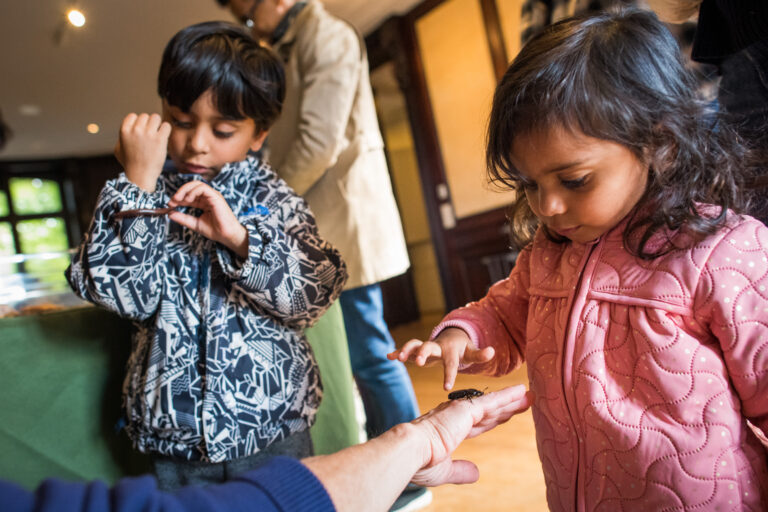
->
<box><xmin>431</xmin><ymin>319</ymin><xmax>482</xmax><ymax>372</ymax></box>
<box><xmin>430</xmin><ymin>319</ymin><xmax>481</xmax><ymax>349</ymax></box>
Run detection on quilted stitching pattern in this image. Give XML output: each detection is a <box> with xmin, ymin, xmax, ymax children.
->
<box><xmin>438</xmin><ymin>214</ymin><xmax>768</xmax><ymax>510</ymax></box>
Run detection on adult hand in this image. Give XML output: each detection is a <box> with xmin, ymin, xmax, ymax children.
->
<box><xmin>411</xmin><ymin>384</ymin><xmax>532</xmax><ymax>487</ymax></box>
<box><xmin>302</xmin><ymin>384</ymin><xmax>532</xmax><ymax>512</ymax></box>
<box><xmin>168</xmin><ymin>181</ymin><xmax>248</xmax><ymax>257</ymax></box>
<box><xmin>115</xmin><ymin>113</ymin><xmax>171</xmax><ymax>193</ymax></box>
<box><xmin>388</xmin><ymin>327</ymin><xmax>495</xmax><ymax>390</ymax></box>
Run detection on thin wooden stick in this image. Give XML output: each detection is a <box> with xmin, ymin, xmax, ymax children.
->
<box><xmin>113</xmin><ymin>207</ymin><xmax>177</xmax><ymax>219</ymax></box>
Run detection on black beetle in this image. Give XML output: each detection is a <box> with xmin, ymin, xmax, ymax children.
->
<box><xmin>448</xmin><ymin>388</ymin><xmax>486</xmax><ymax>401</ymax></box>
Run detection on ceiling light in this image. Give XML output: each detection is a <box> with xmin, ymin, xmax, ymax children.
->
<box><xmin>87</xmin><ymin>123</ymin><xmax>100</xmax><ymax>134</ymax></box>
<box><xmin>19</xmin><ymin>105</ymin><xmax>41</xmax><ymax>116</ymax></box>
<box><xmin>67</xmin><ymin>9</ymin><xmax>86</xmax><ymax>28</ymax></box>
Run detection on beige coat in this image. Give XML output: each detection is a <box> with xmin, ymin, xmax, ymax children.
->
<box><xmin>266</xmin><ymin>0</ymin><xmax>410</xmax><ymax>289</ymax></box>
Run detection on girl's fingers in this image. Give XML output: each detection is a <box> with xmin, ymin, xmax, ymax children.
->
<box><xmin>464</xmin><ymin>346</ymin><xmax>495</xmax><ymax>364</ymax></box>
<box><xmin>443</xmin><ymin>348</ymin><xmax>461</xmax><ymax>390</ymax></box>
<box><xmin>414</xmin><ymin>343</ymin><xmax>441</xmax><ymax>366</ymax></box>
<box><xmin>386</xmin><ymin>349</ymin><xmax>403</xmax><ymax>361</ymax></box>
<box><xmin>390</xmin><ymin>339</ymin><xmax>424</xmax><ymax>361</ymax></box>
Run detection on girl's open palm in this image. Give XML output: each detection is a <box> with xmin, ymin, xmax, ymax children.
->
<box><xmin>168</xmin><ymin>181</ymin><xmax>248</xmax><ymax>257</ymax></box>
<box><xmin>388</xmin><ymin>327</ymin><xmax>495</xmax><ymax>391</ymax></box>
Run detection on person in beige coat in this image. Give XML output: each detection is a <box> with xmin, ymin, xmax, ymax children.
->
<box><xmin>216</xmin><ymin>1</ymin><xmax>430</xmax><ymax>510</ymax></box>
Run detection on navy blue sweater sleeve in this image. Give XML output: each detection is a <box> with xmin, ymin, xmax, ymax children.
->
<box><xmin>0</xmin><ymin>457</ymin><xmax>335</xmax><ymax>512</ymax></box>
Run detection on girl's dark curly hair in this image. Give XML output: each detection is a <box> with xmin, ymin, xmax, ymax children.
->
<box><xmin>486</xmin><ymin>8</ymin><xmax>760</xmax><ymax>258</ymax></box>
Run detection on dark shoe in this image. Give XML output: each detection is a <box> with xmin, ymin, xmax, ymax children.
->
<box><xmin>389</xmin><ymin>484</ymin><xmax>433</xmax><ymax>512</ymax></box>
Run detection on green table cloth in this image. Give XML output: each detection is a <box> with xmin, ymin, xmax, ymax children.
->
<box><xmin>0</xmin><ymin>301</ymin><xmax>358</xmax><ymax>489</ymax></box>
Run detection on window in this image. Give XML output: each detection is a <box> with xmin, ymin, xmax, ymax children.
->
<box><xmin>0</xmin><ymin>174</ymin><xmax>74</xmax><ymax>301</ymax></box>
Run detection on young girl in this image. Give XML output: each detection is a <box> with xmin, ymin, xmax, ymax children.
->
<box><xmin>390</xmin><ymin>9</ymin><xmax>768</xmax><ymax>511</ymax></box>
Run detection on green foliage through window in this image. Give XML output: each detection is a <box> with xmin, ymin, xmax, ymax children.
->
<box><xmin>0</xmin><ymin>178</ymin><xmax>71</xmax><ymax>301</ymax></box>
<box><xmin>17</xmin><ymin>217</ymin><xmax>68</xmax><ymax>254</ymax></box>
<box><xmin>0</xmin><ymin>222</ymin><xmax>14</xmax><ymax>256</ymax></box>
<box><xmin>9</xmin><ymin>178</ymin><xmax>63</xmax><ymax>215</ymax></box>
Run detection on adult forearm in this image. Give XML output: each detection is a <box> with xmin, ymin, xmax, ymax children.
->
<box><xmin>301</xmin><ymin>423</ymin><xmax>428</xmax><ymax>512</ymax></box>
<box><xmin>302</xmin><ymin>385</ymin><xmax>533</xmax><ymax>511</ymax></box>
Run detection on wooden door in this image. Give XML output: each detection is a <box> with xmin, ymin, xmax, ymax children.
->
<box><xmin>367</xmin><ymin>0</ymin><xmax>524</xmax><ymax>310</ymax></box>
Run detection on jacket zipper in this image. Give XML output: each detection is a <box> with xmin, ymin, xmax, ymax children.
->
<box><xmin>560</xmin><ymin>240</ymin><xmax>601</xmax><ymax>512</ymax></box>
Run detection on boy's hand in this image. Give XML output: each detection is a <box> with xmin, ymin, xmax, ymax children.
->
<box><xmin>168</xmin><ymin>181</ymin><xmax>249</xmax><ymax>258</ymax></box>
<box><xmin>387</xmin><ymin>327</ymin><xmax>495</xmax><ymax>391</ymax></box>
<box><xmin>115</xmin><ymin>113</ymin><xmax>171</xmax><ymax>193</ymax></box>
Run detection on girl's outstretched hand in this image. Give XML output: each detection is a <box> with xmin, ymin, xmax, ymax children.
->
<box><xmin>387</xmin><ymin>327</ymin><xmax>495</xmax><ymax>391</ymax></box>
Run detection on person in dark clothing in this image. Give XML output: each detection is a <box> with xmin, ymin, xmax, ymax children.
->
<box><xmin>520</xmin><ymin>0</ymin><xmax>638</xmax><ymax>44</ymax></box>
<box><xmin>650</xmin><ymin>0</ymin><xmax>768</xmax><ymax>222</ymax></box>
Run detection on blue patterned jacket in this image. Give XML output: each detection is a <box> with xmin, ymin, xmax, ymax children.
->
<box><xmin>66</xmin><ymin>156</ymin><xmax>347</xmax><ymax>462</ymax></box>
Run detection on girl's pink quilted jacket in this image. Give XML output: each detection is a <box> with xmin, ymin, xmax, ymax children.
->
<box><xmin>434</xmin><ymin>214</ymin><xmax>768</xmax><ymax>511</ymax></box>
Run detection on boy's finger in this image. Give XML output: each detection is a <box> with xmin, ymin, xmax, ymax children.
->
<box><xmin>168</xmin><ymin>211</ymin><xmax>201</xmax><ymax>233</ymax></box>
<box><xmin>147</xmin><ymin>113</ymin><xmax>163</xmax><ymax>133</ymax></box>
<box><xmin>172</xmin><ymin>181</ymin><xmax>205</xmax><ymax>204</ymax></box>
<box><xmin>158</xmin><ymin>121</ymin><xmax>172</xmax><ymax>139</ymax></box>
<box><xmin>114</xmin><ymin>140</ymin><xmax>124</xmax><ymax>165</ymax></box>
<box><xmin>121</xmin><ymin>113</ymin><xmax>137</xmax><ymax>129</ymax></box>
<box><xmin>120</xmin><ymin>113</ymin><xmax>138</xmax><ymax>137</ymax></box>
<box><xmin>182</xmin><ymin>185</ymin><xmax>207</xmax><ymax>204</ymax></box>
<box><xmin>134</xmin><ymin>113</ymin><xmax>150</xmax><ymax>132</ymax></box>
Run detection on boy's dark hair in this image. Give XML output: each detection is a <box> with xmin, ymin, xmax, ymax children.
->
<box><xmin>158</xmin><ymin>21</ymin><xmax>284</xmax><ymax>133</ymax></box>
<box><xmin>487</xmin><ymin>8</ymin><xmax>759</xmax><ymax>258</ymax></box>
<box><xmin>215</xmin><ymin>0</ymin><xmax>229</xmax><ymax>6</ymax></box>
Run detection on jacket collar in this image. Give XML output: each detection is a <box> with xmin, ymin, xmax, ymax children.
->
<box><xmin>272</xmin><ymin>0</ymin><xmax>317</xmax><ymax>50</ymax></box>
<box><xmin>163</xmin><ymin>155</ymin><xmax>263</xmax><ymax>191</ymax></box>
<box><xmin>270</xmin><ymin>1</ymin><xmax>307</xmax><ymax>45</ymax></box>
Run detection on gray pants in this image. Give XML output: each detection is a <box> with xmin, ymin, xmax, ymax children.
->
<box><xmin>152</xmin><ymin>429</ymin><xmax>313</xmax><ymax>491</ymax></box>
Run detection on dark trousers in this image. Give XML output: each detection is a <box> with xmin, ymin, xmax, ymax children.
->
<box><xmin>151</xmin><ymin>428</ymin><xmax>313</xmax><ymax>491</ymax></box>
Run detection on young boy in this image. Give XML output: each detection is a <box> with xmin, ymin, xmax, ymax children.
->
<box><xmin>66</xmin><ymin>21</ymin><xmax>347</xmax><ymax>489</ymax></box>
